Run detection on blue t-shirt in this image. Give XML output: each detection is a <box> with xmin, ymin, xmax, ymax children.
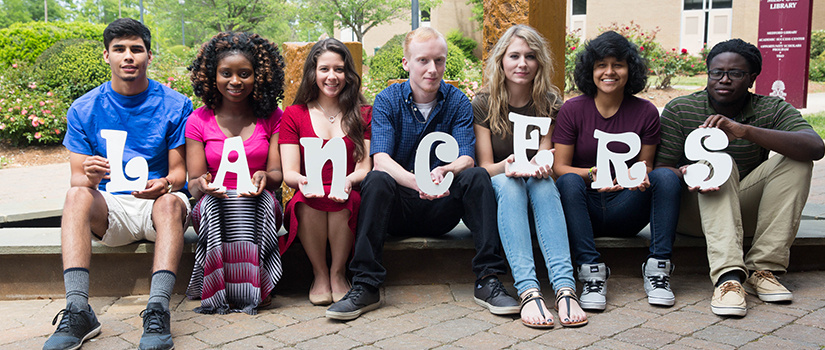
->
<box><xmin>63</xmin><ymin>79</ymin><xmax>193</xmax><ymax>194</ymax></box>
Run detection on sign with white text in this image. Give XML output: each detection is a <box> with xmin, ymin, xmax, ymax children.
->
<box><xmin>756</xmin><ymin>0</ymin><xmax>813</xmax><ymax>108</ymax></box>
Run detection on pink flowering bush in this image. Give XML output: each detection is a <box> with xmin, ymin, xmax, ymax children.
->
<box><xmin>0</xmin><ymin>76</ymin><xmax>68</xmax><ymax>145</ymax></box>
<box><xmin>150</xmin><ymin>47</ymin><xmax>202</xmax><ymax>109</ymax></box>
<box><xmin>458</xmin><ymin>58</ymin><xmax>482</xmax><ymax>99</ymax></box>
<box><xmin>564</xmin><ymin>29</ymin><xmax>584</xmax><ymax>92</ymax></box>
<box><xmin>590</xmin><ymin>22</ymin><xmax>706</xmax><ymax>89</ymax></box>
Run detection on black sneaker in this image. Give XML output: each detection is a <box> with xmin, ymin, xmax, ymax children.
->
<box><xmin>473</xmin><ymin>276</ymin><xmax>519</xmax><ymax>315</ymax></box>
<box><xmin>138</xmin><ymin>302</ymin><xmax>174</xmax><ymax>350</ymax></box>
<box><xmin>325</xmin><ymin>284</ymin><xmax>381</xmax><ymax>321</ymax></box>
<box><xmin>43</xmin><ymin>303</ymin><xmax>101</xmax><ymax>350</ymax></box>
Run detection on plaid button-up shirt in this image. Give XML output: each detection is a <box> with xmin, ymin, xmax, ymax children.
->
<box><xmin>370</xmin><ymin>80</ymin><xmax>475</xmax><ymax>172</ymax></box>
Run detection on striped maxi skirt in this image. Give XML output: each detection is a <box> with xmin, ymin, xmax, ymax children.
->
<box><xmin>186</xmin><ymin>189</ymin><xmax>283</xmax><ymax>315</ymax></box>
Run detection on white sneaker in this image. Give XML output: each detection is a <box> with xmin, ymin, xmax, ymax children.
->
<box><xmin>642</xmin><ymin>258</ymin><xmax>675</xmax><ymax>306</ymax></box>
<box><xmin>578</xmin><ymin>263</ymin><xmax>609</xmax><ymax>310</ymax></box>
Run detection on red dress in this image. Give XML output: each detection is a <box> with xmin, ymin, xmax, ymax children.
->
<box><xmin>278</xmin><ymin>104</ymin><xmax>372</xmax><ymax>254</ymax></box>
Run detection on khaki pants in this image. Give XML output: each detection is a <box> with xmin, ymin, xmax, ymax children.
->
<box><xmin>676</xmin><ymin>155</ymin><xmax>813</xmax><ymax>284</ymax></box>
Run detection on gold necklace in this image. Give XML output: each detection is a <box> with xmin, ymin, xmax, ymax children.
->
<box><xmin>316</xmin><ymin>102</ymin><xmax>340</xmax><ymax>123</ymax></box>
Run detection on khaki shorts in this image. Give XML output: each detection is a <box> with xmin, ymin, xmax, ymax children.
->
<box><xmin>97</xmin><ymin>191</ymin><xmax>191</xmax><ymax>247</ymax></box>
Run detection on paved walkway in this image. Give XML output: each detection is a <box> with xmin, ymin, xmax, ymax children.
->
<box><xmin>2</xmin><ymin>272</ymin><xmax>825</xmax><ymax>349</ymax></box>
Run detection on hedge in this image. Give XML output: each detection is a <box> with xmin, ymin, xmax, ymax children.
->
<box><xmin>0</xmin><ymin>21</ymin><xmax>105</xmax><ymax>67</ymax></box>
<box><xmin>35</xmin><ymin>39</ymin><xmax>110</xmax><ymax>100</ymax></box>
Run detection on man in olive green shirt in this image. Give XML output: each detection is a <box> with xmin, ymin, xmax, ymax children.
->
<box><xmin>655</xmin><ymin>39</ymin><xmax>824</xmax><ymax>317</ymax></box>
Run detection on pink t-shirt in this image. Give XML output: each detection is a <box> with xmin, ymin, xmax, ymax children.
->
<box><xmin>185</xmin><ymin>107</ymin><xmax>282</xmax><ymax>189</ymax></box>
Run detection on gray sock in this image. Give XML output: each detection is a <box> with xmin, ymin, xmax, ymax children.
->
<box><xmin>148</xmin><ymin>270</ymin><xmax>176</xmax><ymax>310</ymax></box>
<box><xmin>64</xmin><ymin>268</ymin><xmax>90</xmax><ymax>307</ymax></box>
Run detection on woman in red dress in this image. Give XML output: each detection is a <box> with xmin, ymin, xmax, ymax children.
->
<box><xmin>279</xmin><ymin>38</ymin><xmax>372</xmax><ymax>305</ymax></box>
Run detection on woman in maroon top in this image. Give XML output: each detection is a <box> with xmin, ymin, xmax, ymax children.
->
<box><xmin>279</xmin><ymin>38</ymin><xmax>372</xmax><ymax>306</ymax></box>
<box><xmin>552</xmin><ymin>31</ymin><xmax>681</xmax><ymax>311</ymax></box>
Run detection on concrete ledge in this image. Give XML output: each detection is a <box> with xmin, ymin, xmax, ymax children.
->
<box><xmin>5</xmin><ymin>218</ymin><xmax>825</xmax><ymax>256</ymax></box>
<box><xmin>0</xmin><ymin>163</ymin><xmax>69</xmax><ymax>225</ymax></box>
<box><xmin>3</xmin><ymin>220</ymin><xmax>825</xmax><ymax>300</ymax></box>
<box><xmin>0</xmin><ymin>227</ymin><xmax>199</xmax><ymax>255</ymax></box>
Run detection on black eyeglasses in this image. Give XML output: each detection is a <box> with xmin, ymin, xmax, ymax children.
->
<box><xmin>708</xmin><ymin>69</ymin><xmax>749</xmax><ymax>81</ymax></box>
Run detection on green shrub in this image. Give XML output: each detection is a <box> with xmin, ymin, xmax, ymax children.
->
<box><xmin>0</xmin><ymin>68</ymin><xmax>69</xmax><ymax>145</ymax></box>
<box><xmin>149</xmin><ymin>47</ymin><xmax>201</xmax><ymax>109</ymax></box>
<box><xmin>811</xmin><ymin>30</ymin><xmax>825</xmax><ymax>58</ymax></box>
<box><xmin>369</xmin><ymin>36</ymin><xmax>465</xmax><ymax>82</ymax></box>
<box><xmin>0</xmin><ymin>21</ymin><xmax>105</xmax><ymax>67</ymax></box>
<box><xmin>376</xmin><ymin>34</ymin><xmax>406</xmax><ymax>55</ymax></box>
<box><xmin>596</xmin><ymin>22</ymin><xmax>703</xmax><ymax>89</ymax></box>
<box><xmin>810</xmin><ymin>55</ymin><xmax>825</xmax><ymax>82</ymax></box>
<box><xmin>35</xmin><ymin>39</ymin><xmax>110</xmax><ymax>100</ymax></box>
<box><xmin>165</xmin><ymin>45</ymin><xmax>193</xmax><ymax>59</ymax></box>
<box><xmin>564</xmin><ymin>29</ymin><xmax>584</xmax><ymax>92</ymax></box>
<box><xmin>370</xmin><ymin>45</ymin><xmax>407</xmax><ymax>82</ymax></box>
<box><xmin>447</xmin><ymin>29</ymin><xmax>479</xmax><ymax>62</ymax></box>
<box><xmin>445</xmin><ymin>42</ymin><xmax>466</xmax><ymax>80</ymax></box>
<box><xmin>682</xmin><ymin>45</ymin><xmax>708</xmax><ymax>76</ymax></box>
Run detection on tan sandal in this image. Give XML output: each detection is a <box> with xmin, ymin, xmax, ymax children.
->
<box><xmin>555</xmin><ymin>287</ymin><xmax>588</xmax><ymax>327</ymax></box>
<box><xmin>520</xmin><ymin>289</ymin><xmax>554</xmax><ymax>329</ymax></box>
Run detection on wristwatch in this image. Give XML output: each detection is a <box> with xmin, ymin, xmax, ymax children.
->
<box><xmin>164</xmin><ymin>178</ymin><xmax>173</xmax><ymax>193</ymax></box>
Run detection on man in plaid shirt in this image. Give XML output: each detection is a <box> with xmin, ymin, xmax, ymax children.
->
<box><xmin>326</xmin><ymin>27</ymin><xmax>517</xmax><ymax>321</ymax></box>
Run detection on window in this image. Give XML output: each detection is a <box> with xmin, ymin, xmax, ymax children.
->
<box><xmin>711</xmin><ymin>0</ymin><xmax>732</xmax><ymax>9</ymax></box>
<box><xmin>421</xmin><ymin>8</ymin><xmax>431</xmax><ymax>22</ymax></box>
<box><xmin>684</xmin><ymin>0</ymin><xmax>703</xmax><ymax>10</ymax></box>
<box><xmin>572</xmin><ymin>0</ymin><xmax>586</xmax><ymax>15</ymax></box>
<box><xmin>685</xmin><ymin>0</ymin><xmax>732</xmax><ymax>10</ymax></box>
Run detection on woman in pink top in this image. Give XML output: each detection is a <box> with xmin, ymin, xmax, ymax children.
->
<box><xmin>280</xmin><ymin>38</ymin><xmax>372</xmax><ymax>305</ymax></box>
<box><xmin>184</xmin><ymin>32</ymin><xmax>285</xmax><ymax>314</ymax></box>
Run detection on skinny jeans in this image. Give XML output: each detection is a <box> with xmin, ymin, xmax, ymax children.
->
<box><xmin>491</xmin><ymin>174</ymin><xmax>575</xmax><ymax>295</ymax></box>
<box><xmin>556</xmin><ymin>168</ymin><xmax>681</xmax><ymax>267</ymax></box>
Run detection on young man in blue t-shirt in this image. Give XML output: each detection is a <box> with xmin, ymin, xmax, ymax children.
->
<box><xmin>44</xmin><ymin>18</ymin><xmax>192</xmax><ymax>350</ymax></box>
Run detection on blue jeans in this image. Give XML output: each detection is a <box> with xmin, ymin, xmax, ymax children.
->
<box><xmin>556</xmin><ymin>168</ymin><xmax>681</xmax><ymax>267</ymax></box>
<box><xmin>491</xmin><ymin>174</ymin><xmax>575</xmax><ymax>295</ymax></box>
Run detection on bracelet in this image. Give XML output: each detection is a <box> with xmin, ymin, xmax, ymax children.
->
<box><xmin>588</xmin><ymin>167</ymin><xmax>595</xmax><ymax>182</ymax></box>
<box><xmin>163</xmin><ymin>177</ymin><xmax>173</xmax><ymax>193</ymax></box>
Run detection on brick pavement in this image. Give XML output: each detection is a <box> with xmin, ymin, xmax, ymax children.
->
<box><xmin>2</xmin><ymin>272</ymin><xmax>824</xmax><ymax>349</ymax></box>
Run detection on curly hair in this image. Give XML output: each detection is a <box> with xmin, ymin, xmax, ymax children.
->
<box><xmin>481</xmin><ymin>24</ymin><xmax>562</xmax><ymax>138</ymax></box>
<box><xmin>706</xmin><ymin>38</ymin><xmax>762</xmax><ymax>76</ymax></box>
<box><xmin>293</xmin><ymin>38</ymin><xmax>368</xmax><ymax>162</ymax></box>
<box><xmin>574</xmin><ymin>31</ymin><xmax>648</xmax><ymax>97</ymax></box>
<box><xmin>189</xmin><ymin>32</ymin><xmax>285</xmax><ymax>120</ymax></box>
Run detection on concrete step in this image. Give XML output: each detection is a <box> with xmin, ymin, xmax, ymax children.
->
<box><xmin>3</xmin><ymin>219</ymin><xmax>825</xmax><ymax>300</ymax></box>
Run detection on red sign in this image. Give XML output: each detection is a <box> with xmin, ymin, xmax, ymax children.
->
<box><xmin>756</xmin><ymin>0</ymin><xmax>813</xmax><ymax>108</ymax></box>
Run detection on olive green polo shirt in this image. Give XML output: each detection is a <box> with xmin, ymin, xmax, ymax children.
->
<box><xmin>656</xmin><ymin>90</ymin><xmax>812</xmax><ymax>179</ymax></box>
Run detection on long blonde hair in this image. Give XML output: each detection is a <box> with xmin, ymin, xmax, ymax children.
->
<box><xmin>483</xmin><ymin>24</ymin><xmax>562</xmax><ymax>137</ymax></box>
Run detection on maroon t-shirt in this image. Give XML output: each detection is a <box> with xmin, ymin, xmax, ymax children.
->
<box><xmin>552</xmin><ymin>94</ymin><xmax>660</xmax><ymax>169</ymax></box>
